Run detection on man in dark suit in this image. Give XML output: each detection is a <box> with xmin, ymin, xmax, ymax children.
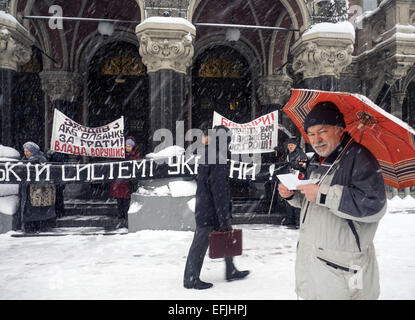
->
<box><xmin>183</xmin><ymin>125</ymin><xmax>249</xmax><ymax>290</ymax></box>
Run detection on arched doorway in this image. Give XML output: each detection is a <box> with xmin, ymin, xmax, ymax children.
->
<box><xmin>192</xmin><ymin>45</ymin><xmax>258</xmax><ymax>199</ymax></box>
<box><xmin>87</xmin><ymin>41</ymin><xmax>149</xmax><ymax>199</ymax></box>
<box><xmin>192</xmin><ymin>45</ymin><xmax>252</xmax><ymax>129</ymax></box>
<box><xmin>88</xmin><ymin>41</ymin><xmax>149</xmax><ymax>153</ymax></box>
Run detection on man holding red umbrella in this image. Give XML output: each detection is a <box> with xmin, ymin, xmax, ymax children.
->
<box><xmin>278</xmin><ymin>101</ymin><xmax>387</xmax><ymax>300</ymax></box>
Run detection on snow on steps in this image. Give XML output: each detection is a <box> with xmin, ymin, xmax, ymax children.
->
<box><xmin>10</xmin><ymin>227</ymin><xmax>128</xmax><ymax>237</ymax></box>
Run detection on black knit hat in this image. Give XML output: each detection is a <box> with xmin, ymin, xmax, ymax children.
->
<box><xmin>304</xmin><ymin>101</ymin><xmax>346</xmax><ymax>132</ymax></box>
<box><xmin>286</xmin><ymin>138</ymin><xmax>298</xmax><ymax>146</ymax></box>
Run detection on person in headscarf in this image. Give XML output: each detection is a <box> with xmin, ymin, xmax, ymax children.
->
<box><xmin>20</xmin><ymin>142</ymin><xmax>56</xmax><ymax>233</ymax></box>
<box><xmin>109</xmin><ymin>136</ymin><xmax>140</xmax><ymax>228</ymax></box>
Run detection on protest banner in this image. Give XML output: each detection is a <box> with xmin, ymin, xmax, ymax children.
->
<box><xmin>212</xmin><ymin>111</ymin><xmax>278</xmax><ymax>154</ymax></box>
<box><xmin>0</xmin><ymin>156</ymin><xmax>275</xmax><ymax>184</ymax></box>
<box><xmin>50</xmin><ymin>109</ymin><xmax>125</xmax><ymax>158</ymax></box>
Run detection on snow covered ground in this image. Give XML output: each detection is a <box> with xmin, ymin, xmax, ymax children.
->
<box><xmin>0</xmin><ymin>198</ymin><xmax>414</xmax><ymax>300</ymax></box>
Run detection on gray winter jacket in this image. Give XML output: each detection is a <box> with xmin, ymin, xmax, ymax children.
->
<box><xmin>287</xmin><ymin>133</ymin><xmax>387</xmax><ymax>300</ymax></box>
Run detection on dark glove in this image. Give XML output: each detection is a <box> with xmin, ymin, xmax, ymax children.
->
<box><xmin>45</xmin><ymin>149</ymin><xmax>54</xmax><ymax>161</ymax></box>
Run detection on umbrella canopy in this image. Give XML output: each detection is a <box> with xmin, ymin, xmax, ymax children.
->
<box><xmin>283</xmin><ymin>88</ymin><xmax>415</xmax><ymax>189</ymax></box>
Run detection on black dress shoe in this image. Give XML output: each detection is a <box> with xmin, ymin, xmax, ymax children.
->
<box><xmin>184</xmin><ymin>279</ymin><xmax>213</xmax><ymax>290</ymax></box>
<box><xmin>226</xmin><ymin>270</ymin><xmax>250</xmax><ymax>281</ymax></box>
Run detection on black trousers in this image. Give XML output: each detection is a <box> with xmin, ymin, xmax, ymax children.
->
<box><xmin>117</xmin><ymin>198</ymin><xmax>130</xmax><ymax>219</ymax></box>
<box><xmin>55</xmin><ymin>185</ymin><xmax>65</xmax><ymax>218</ymax></box>
<box><xmin>184</xmin><ymin>226</ymin><xmax>234</xmax><ymax>284</ymax></box>
<box><xmin>285</xmin><ymin>202</ymin><xmax>300</xmax><ymax>225</ymax></box>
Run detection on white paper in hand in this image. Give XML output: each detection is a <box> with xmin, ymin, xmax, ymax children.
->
<box><xmin>277</xmin><ymin>173</ymin><xmax>319</xmax><ymax>190</ymax></box>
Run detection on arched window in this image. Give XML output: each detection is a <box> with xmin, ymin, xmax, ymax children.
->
<box><xmin>101</xmin><ymin>54</ymin><xmax>146</xmax><ymax>77</ymax></box>
<box><xmin>88</xmin><ymin>42</ymin><xmax>149</xmax><ymax>153</ymax></box>
<box><xmin>192</xmin><ymin>46</ymin><xmax>251</xmax><ymax>129</ymax></box>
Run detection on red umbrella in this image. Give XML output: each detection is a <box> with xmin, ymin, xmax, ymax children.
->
<box><xmin>283</xmin><ymin>88</ymin><xmax>415</xmax><ymax>189</ymax></box>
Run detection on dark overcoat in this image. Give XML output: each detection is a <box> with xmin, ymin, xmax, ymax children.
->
<box><xmin>109</xmin><ymin>136</ymin><xmax>141</xmax><ymax>199</ymax></box>
<box><xmin>20</xmin><ymin>152</ymin><xmax>56</xmax><ymax>223</ymax></box>
<box><xmin>194</xmin><ymin>126</ymin><xmax>232</xmax><ymax>229</ymax></box>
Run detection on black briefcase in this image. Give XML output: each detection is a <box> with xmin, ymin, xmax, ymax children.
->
<box><xmin>208</xmin><ymin>229</ymin><xmax>242</xmax><ymax>259</ymax></box>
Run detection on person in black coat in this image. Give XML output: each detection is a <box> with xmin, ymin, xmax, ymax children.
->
<box><xmin>285</xmin><ymin>138</ymin><xmax>308</xmax><ymax>174</ymax></box>
<box><xmin>45</xmin><ymin>149</ymin><xmax>69</xmax><ymax>219</ymax></box>
<box><xmin>282</xmin><ymin>138</ymin><xmax>308</xmax><ymax>228</ymax></box>
<box><xmin>183</xmin><ymin>125</ymin><xmax>250</xmax><ymax>290</ymax></box>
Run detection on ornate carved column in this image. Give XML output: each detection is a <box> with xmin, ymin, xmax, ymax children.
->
<box><xmin>40</xmin><ymin>71</ymin><xmax>81</xmax><ymax>120</ymax></box>
<box><xmin>291</xmin><ymin>24</ymin><xmax>354</xmax><ymax>91</ymax></box>
<box><xmin>258</xmin><ymin>73</ymin><xmax>293</xmax><ymax>108</ymax></box>
<box><xmin>136</xmin><ymin>17</ymin><xmax>195</xmax><ymax>148</ymax></box>
<box><xmin>0</xmin><ymin>1</ymin><xmax>8</xmax><ymax>11</ymax></box>
<box><xmin>39</xmin><ymin>71</ymin><xmax>82</xmax><ymax>199</ymax></box>
<box><xmin>0</xmin><ymin>12</ymin><xmax>34</xmax><ymax>147</ymax></box>
<box><xmin>258</xmin><ymin>73</ymin><xmax>293</xmax><ymax>132</ymax></box>
<box><xmin>385</xmin><ymin>61</ymin><xmax>415</xmax><ymax>120</ymax></box>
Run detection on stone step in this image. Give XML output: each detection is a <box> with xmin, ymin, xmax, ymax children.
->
<box><xmin>232</xmin><ymin>199</ymin><xmax>272</xmax><ymax>214</ymax></box>
<box><xmin>63</xmin><ymin>206</ymin><xmax>118</xmax><ymax>216</ymax></box>
<box><xmin>56</xmin><ymin>215</ymin><xmax>121</xmax><ymax>229</ymax></box>
<box><xmin>11</xmin><ymin>227</ymin><xmax>128</xmax><ymax>237</ymax></box>
<box><xmin>57</xmin><ymin>198</ymin><xmax>286</xmax><ymax>229</ymax></box>
<box><xmin>63</xmin><ymin>199</ymin><xmax>276</xmax><ymax>216</ymax></box>
<box><xmin>232</xmin><ymin>213</ymin><xmax>285</xmax><ymax>225</ymax></box>
<box><xmin>55</xmin><ymin>214</ymin><xmax>286</xmax><ymax>230</ymax></box>
<box><xmin>63</xmin><ymin>200</ymin><xmax>117</xmax><ymax>216</ymax></box>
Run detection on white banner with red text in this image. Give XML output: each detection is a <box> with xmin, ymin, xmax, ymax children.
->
<box><xmin>50</xmin><ymin>109</ymin><xmax>125</xmax><ymax>158</ymax></box>
<box><xmin>212</xmin><ymin>111</ymin><xmax>278</xmax><ymax>154</ymax></box>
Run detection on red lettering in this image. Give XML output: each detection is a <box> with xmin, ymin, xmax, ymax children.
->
<box><xmin>261</xmin><ymin>114</ymin><xmax>271</xmax><ymax>125</ymax></box>
<box><xmin>54</xmin><ymin>141</ymin><xmax>60</xmax><ymax>152</ymax></box>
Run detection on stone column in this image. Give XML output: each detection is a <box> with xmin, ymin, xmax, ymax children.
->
<box><xmin>290</xmin><ymin>25</ymin><xmax>355</xmax><ymax>153</ymax></box>
<box><xmin>390</xmin><ymin>87</ymin><xmax>405</xmax><ymax>197</ymax></box>
<box><xmin>291</xmin><ymin>26</ymin><xmax>354</xmax><ymax>91</ymax></box>
<box><xmin>0</xmin><ymin>0</ymin><xmax>8</xmax><ymax>11</ymax></box>
<box><xmin>389</xmin><ymin>79</ymin><xmax>411</xmax><ymax>197</ymax></box>
<box><xmin>40</xmin><ymin>71</ymin><xmax>82</xmax><ymax>199</ymax></box>
<box><xmin>258</xmin><ymin>73</ymin><xmax>293</xmax><ymax>111</ymax></box>
<box><xmin>0</xmin><ymin>13</ymin><xmax>34</xmax><ymax>147</ymax></box>
<box><xmin>136</xmin><ymin>17</ymin><xmax>195</xmax><ymax>150</ymax></box>
<box><xmin>257</xmin><ymin>73</ymin><xmax>293</xmax><ymax>131</ymax></box>
<box><xmin>40</xmin><ymin>71</ymin><xmax>81</xmax><ymax>120</ymax></box>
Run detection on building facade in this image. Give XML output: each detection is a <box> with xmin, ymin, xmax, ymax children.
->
<box><xmin>1</xmin><ymin>0</ymin><xmax>415</xmax><ymax>196</ymax></box>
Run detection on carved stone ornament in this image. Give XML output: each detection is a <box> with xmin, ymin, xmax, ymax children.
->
<box><xmin>40</xmin><ymin>71</ymin><xmax>81</xmax><ymax>102</ymax></box>
<box><xmin>258</xmin><ymin>74</ymin><xmax>293</xmax><ymax>106</ymax></box>
<box><xmin>384</xmin><ymin>60</ymin><xmax>415</xmax><ymax>85</ymax></box>
<box><xmin>291</xmin><ymin>27</ymin><xmax>355</xmax><ymax>79</ymax></box>
<box><xmin>136</xmin><ymin>17</ymin><xmax>196</xmax><ymax>74</ymax></box>
<box><xmin>0</xmin><ymin>21</ymin><xmax>32</xmax><ymax>71</ymax></box>
<box><xmin>410</xmin><ymin>12</ymin><xmax>415</xmax><ymax>26</ymax></box>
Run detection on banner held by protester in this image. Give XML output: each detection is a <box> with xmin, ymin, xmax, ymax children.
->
<box><xmin>0</xmin><ymin>156</ymin><xmax>284</xmax><ymax>184</ymax></box>
<box><xmin>50</xmin><ymin>109</ymin><xmax>125</xmax><ymax>158</ymax></box>
<box><xmin>212</xmin><ymin>111</ymin><xmax>278</xmax><ymax>154</ymax></box>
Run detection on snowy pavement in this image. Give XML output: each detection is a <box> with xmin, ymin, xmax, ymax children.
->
<box><xmin>0</xmin><ymin>208</ymin><xmax>414</xmax><ymax>300</ymax></box>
